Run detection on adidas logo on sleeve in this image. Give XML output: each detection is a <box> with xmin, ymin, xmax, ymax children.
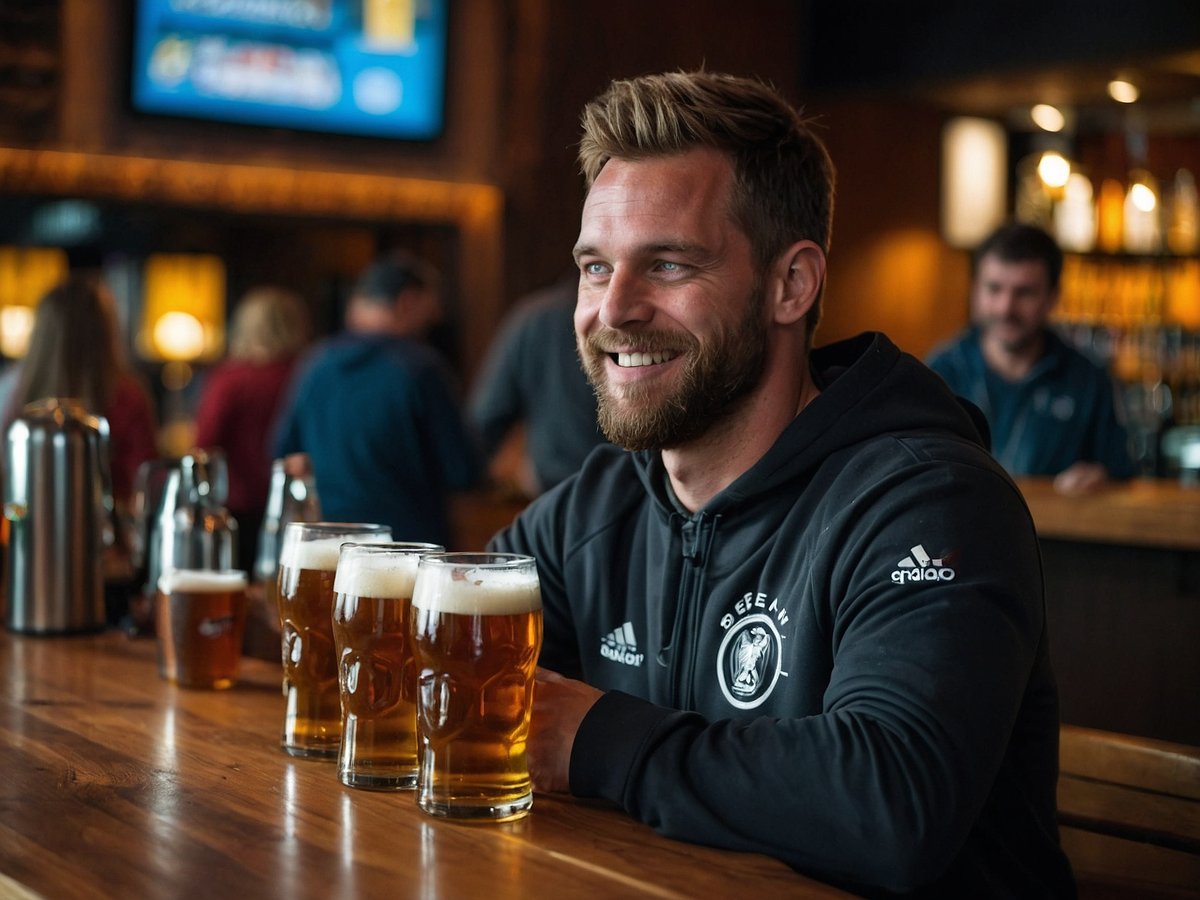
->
<box><xmin>600</xmin><ymin>621</ymin><xmax>644</xmax><ymax>667</ymax></box>
<box><xmin>891</xmin><ymin>544</ymin><xmax>956</xmax><ymax>584</ymax></box>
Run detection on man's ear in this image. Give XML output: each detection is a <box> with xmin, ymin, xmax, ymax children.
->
<box><xmin>769</xmin><ymin>241</ymin><xmax>825</xmax><ymax>326</ymax></box>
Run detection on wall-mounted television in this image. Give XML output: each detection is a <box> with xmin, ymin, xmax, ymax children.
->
<box><xmin>130</xmin><ymin>0</ymin><xmax>448</xmax><ymax>141</ymax></box>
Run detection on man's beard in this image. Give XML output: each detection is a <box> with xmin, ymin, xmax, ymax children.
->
<box><xmin>983</xmin><ymin>315</ymin><xmax>1040</xmax><ymax>354</ymax></box>
<box><xmin>579</xmin><ymin>287</ymin><xmax>768</xmax><ymax>452</ymax></box>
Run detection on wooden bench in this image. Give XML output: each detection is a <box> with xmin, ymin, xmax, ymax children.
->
<box><xmin>1057</xmin><ymin>724</ymin><xmax>1200</xmax><ymax>898</ymax></box>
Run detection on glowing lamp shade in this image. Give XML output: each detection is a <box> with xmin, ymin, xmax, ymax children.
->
<box><xmin>1037</xmin><ymin>151</ymin><xmax>1072</xmax><ymax>190</ymax></box>
<box><xmin>1054</xmin><ymin>173</ymin><xmax>1096</xmax><ymax>253</ymax></box>
<box><xmin>0</xmin><ymin>246</ymin><xmax>69</xmax><ymax>358</ymax></box>
<box><xmin>0</xmin><ymin>306</ymin><xmax>36</xmax><ymax>360</ymax></box>
<box><xmin>1123</xmin><ymin>170</ymin><xmax>1162</xmax><ymax>254</ymax></box>
<box><xmin>941</xmin><ymin>117</ymin><xmax>1008</xmax><ymax>249</ymax></box>
<box><xmin>138</xmin><ymin>253</ymin><xmax>226</xmax><ymax>362</ymax></box>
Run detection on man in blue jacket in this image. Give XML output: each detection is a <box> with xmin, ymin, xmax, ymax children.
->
<box><xmin>273</xmin><ymin>252</ymin><xmax>482</xmax><ymax>547</ymax></box>
<box><xmin>489</xmin><ymin>71</ymin><xmax>1077</xmax><ymax>897</ymax></box>
<box><xmin>928</xmin><ymin>223</ymin><xmax>1134</xmax><ymax>493</ymax></box>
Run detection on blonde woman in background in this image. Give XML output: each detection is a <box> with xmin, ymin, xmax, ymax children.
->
<box><xmin>2</xmin><ymin>275</ymin><xmax>159</xmax><ymax>510</ymax></box>
<box><xmin>193</xmin><ymin>285</ymin><xmax>311</xmax><ymax>569</ymax></box>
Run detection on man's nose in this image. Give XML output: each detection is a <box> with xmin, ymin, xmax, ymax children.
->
<box><xmin>992</xmin><ymin>289</ymin><xmax>1019</xmax><ymax>315</ymax></box>
<box><xmin>598</xmin><ymin>269</ymin><xmax>654</xmax><ymax>329</ymax></box>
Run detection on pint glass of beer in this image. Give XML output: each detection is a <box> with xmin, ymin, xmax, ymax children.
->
<box><xmin>155</xmin><ymin>569</ymin><xmax>248</xmax><ymax>690</ymax></box>
<box><xmin>277</xmin><ymin>522</ymin><xmax>391</xmax><ymax>758</ymax></box>
<box><xmin>411</xmin><ymin>552</ymin><xmax>543</xmax><ymax>821</ymax></box>
<box><xmin>332</xmin><ymin>541</ymin><xmax>443</xmax><ymax>789</ymax></box>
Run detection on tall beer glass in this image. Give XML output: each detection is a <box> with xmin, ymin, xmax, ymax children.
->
<box><xmin>277</xmin><ymin>522</ymin><xmax>390</xmax><ymax>758</ymax></box>
<box><xmin>411</xmin><ymin>553</ymin><xmax>543</xmax><ymax>821</ymax></box>
<box><xmin>332</xmin><ymin>541</ymin><xmax>443</xmax><ymax>789</ymax></box>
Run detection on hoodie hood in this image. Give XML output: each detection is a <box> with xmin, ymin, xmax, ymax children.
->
<box><xmin>630</xmin><ymin>332</ymin><xmax>988</xmax><ymax>511</ymax></box>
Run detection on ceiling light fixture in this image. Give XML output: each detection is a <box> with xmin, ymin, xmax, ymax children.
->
<box><xmin>1030</xmin><ymin>104</ymin><xmax>1066</xmax><ymax>132</ymax></box>
<box><xmin>1107</xmin><ymin>79</ymin><xmax>1140</xmax><ymax>104</ymax></box>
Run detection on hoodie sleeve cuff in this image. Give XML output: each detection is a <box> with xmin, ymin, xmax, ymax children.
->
<box><xmin>568</xmin><ymin>690</ymin><xmax>678</xmax><ymax>803</ymax></box>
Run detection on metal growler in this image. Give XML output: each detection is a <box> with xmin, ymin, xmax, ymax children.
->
<box><xmin>4</xmin><ymin>399</ymin><xmax>112</xmax><ymax>634</ymax></box>
<box><xmin>153</xmin><ymin>449</ymin><xmax>238</xmax><ymax>585</ymax></box>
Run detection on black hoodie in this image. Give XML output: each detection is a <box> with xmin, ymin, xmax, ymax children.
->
<box><xmin>491</xmin><ymin>332</ymin><xmax>1076</xmax><ymax>898</ymax></box>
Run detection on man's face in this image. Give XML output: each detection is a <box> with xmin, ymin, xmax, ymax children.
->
<box><xmin>573</xmin><ymin>148</ymin><xmax>768</xmax><ymax>452</ymax></box>
<box><xmin>972</xmin><ymin>254</ymin><xmax>1058</xmax><ymax>354</ymax></box>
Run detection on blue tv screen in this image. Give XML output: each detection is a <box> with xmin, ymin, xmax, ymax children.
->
<box><xmin>130</xmin><ymin>0</ymin><xmax>448</xmax><ymax>141</ymax></box>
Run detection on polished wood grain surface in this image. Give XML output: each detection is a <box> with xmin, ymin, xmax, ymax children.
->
<box><xmin>0</xmin><ymin>630</ymin><xmax>848</xmax><ymax>899</ymax></box>
<box><xmin>1016</xmin><ymin>477</ymin><xmax>1200</xmax><ymax>551</ymax></box>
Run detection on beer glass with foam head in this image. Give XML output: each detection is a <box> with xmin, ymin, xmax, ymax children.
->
<box><xmin>332</xmin><ymin>541</ymin><xmax>444</xmax><ymax>790</ymax></box>
<box><xmin>277</xmin><ymin>522</ymin><xmax>391</xmax><ymax>758</ymax></box>
<box><xmin>155</xmin><ymin>569</ymin><xmax>248</xmax><ymax>689</ymax></box>
<box><xmin>411</xmin><ymin>552</ymin><xmax>543</xmax><ymax>821</ymax></box>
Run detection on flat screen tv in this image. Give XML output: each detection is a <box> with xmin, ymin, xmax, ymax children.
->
<box><xmin>130</xmin><ymin>0</ymin><xmax>448</xmax><ymax>141</ymax></box>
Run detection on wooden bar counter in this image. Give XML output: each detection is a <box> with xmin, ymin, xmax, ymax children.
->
<box><xmin>1015</xmin><ymin>478</ymin><xmax>1200</xmax><ymax>747</ymax></box>
<box><xmin>0</xmin><ymin>630</ymin><xmax>848</xmax><ymax>900</ymax></box>
<box><xmin>1016</xmin><ymin>476</ymin><xmax>1200</xmax><ymax>552</ymax></box>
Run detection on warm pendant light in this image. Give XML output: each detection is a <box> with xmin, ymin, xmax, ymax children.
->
<box><xmin>0</xmin><ymin>246</ymin><xmax>69</xmax><ymax>358</ymax></box>
<box><xmin>1123</xmin><ymin>170</ymin><xmax>1162</xmax><ymax>254</ymax></box>
<box><xmin>940</xmin><ymin>117</ymin><xmax>1008</xmax><ymax>248</ymax></box>
<box><xmin>138</xmin><ymin>253</ymin><xmax>227</xmax><ymax>363</ymax></box>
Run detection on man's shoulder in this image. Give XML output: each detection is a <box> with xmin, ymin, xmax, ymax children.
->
<box><xmin>294</xmin><ymin>334</ymin><xmax>351</xmax><ymax>368</ymax></box>
<box><xmin>502</xmin><ymin>291</ymin><xmax>576</xmax><ymax>349</ymax></box>
<box><xmin>525</xmin><ymin>445</ymin><xmax>645</xmax><ymax>519</ymax></box>
<box><xmin>557</xmin><ymin>443</ymin><xmax>640</xmax><ymax>497</ymax></box>
<box><xmin>309</xmin><ymin>333</ymin><xmax>445</xmax><ymax>373</ymax></box>
<box><xmin>926</xmin><ymin>329</ymin><xmax>977</xmax><ymax>368</ymax></box>
<box><xmin>1044</xmin><ymin>330</ymin><xmax>1108</xmax><ymax>378</ymax></box>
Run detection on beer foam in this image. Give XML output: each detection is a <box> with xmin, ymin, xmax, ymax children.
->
<box><xmin>158</xmin><ymin>569</ymin><xmax>247</xmax><ymax>593</ymax></box>
<box><xmin>280</xmin><ymin>536</ymin><xmax>345</xmax><ymax>571</ymax></box>
<box><xmin>412</xmin><ymin>567</ymin><xmax>542</xmax><ymax>615</ymax></box>
<box><xmin>280</xmin><ymin>533</ymin><xmax>391</xmax><ymax>572</ymax></box>
<box><xmin>334</xmin><ymin>553</ymin><xmax>422</xmax><ymax>598</ymax></box>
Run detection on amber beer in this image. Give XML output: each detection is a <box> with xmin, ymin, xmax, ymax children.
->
<box><xmin>332</xmin><ymin>542</ymin><xmax>442</xmax><ymax>790</ymax></box>
<box><xmin>411</xmin><ymin>553</ymin><xmax>543</xmax><ymax>821</ymax></box>
<box><xmin>155</xmin><ymin>569</ymin><xmax>248</xmax><ymax>690</ymax></box>
<box><xmin>277</xmin><ymin>522</ymin><xmax>391</xmax><ymax>758</ymax></box>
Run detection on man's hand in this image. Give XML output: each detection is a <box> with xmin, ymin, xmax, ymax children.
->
<box><xmin>528</xmin><ymin>667</ymin><xmax>603</xmax><ymax>794</ymax></box>
<box><xmin>1053</xmin><ymin>461</ymin><xmax>1109</xmax><ymax>495</ymax></box>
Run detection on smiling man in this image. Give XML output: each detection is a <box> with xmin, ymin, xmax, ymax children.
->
<box><xmin>489</xmin><ymin>71</ymin><xmax>1076</xmax><ymax>898</ymax></box>
<box><xmin>928</xmin><ymin>223</ymin><xmax>1134</xmax><ymax>493</ymax></box>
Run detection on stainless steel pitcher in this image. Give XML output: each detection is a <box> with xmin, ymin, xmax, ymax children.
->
<box><xmin>4</xmin><ymin>398</ymin><xmax>112</xmax><ymax>634</ymax></box>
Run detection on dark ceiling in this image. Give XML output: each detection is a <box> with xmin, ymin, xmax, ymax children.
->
<box><xmin>800</xmin><ymin>0</ymin><xmax>1200</xmax><ymax>131</ymax></box>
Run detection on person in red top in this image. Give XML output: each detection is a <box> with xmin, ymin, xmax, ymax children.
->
<box><xmin>193</xmin><ymin>285</ymin><xmax>311</xmax><ymax>569</ymax></box>
<box><xmin>2</xmin><ymin>275</ymin><xmax>159</xmax><ymax>510</ymax></box>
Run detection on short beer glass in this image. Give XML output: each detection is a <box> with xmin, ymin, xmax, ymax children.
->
<box><xmin>411</xmin><ymin>552</ymin><xmax>543</xmax><ymax>821</ymax></box>
<box><xmin>155</xmin><ymin>569</ymin><xmax>248</xmax><ymax>689</ymax></box>
<box><xmin>277</xmin><ymin>521</ymin><xmax>391</xmax><ymax>758</ymax></box>
<box><xmin>332</xmin><ymin>541</ymin><xmax>443</xmax><ymax>790</ymax></box>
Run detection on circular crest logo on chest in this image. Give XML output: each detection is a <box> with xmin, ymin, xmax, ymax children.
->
<box><xmin>716</xmin><ymin>613</ymin><xmax>783</xmax><ymax>709</ymax></box>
